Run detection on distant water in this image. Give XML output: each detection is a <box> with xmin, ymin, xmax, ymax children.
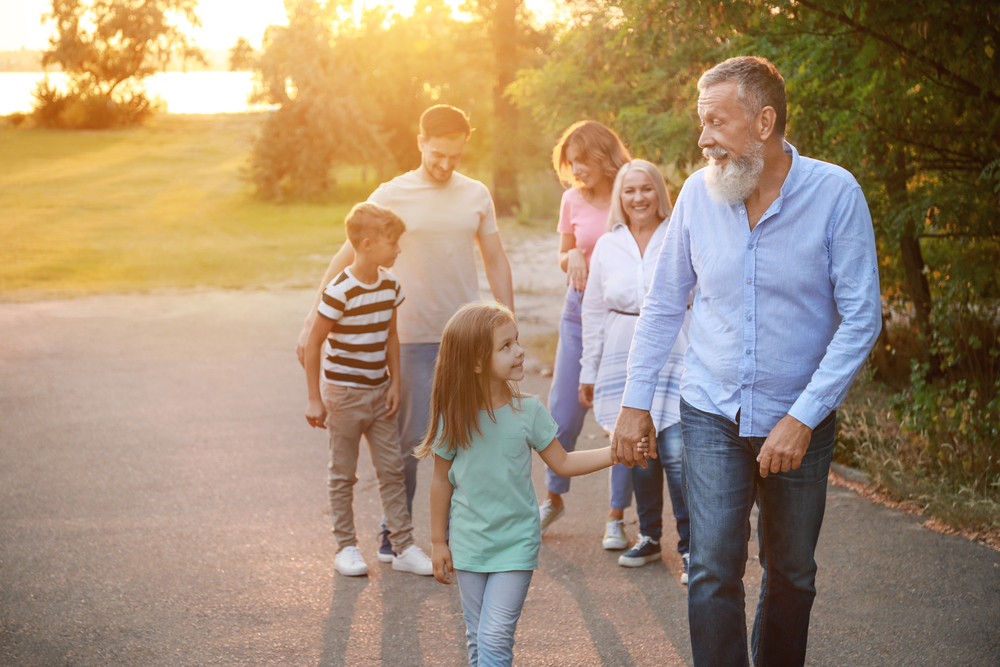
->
<box><xmin>0</xmin><ymin>71</ymin><xmax>268</xmax><ymax>115</ymax></box>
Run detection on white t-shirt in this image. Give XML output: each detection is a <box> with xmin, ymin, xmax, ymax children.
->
<box><xmin>368</xmin><ymin>170</ymin><xmax>498</xmax><ymax>344</ymax></box>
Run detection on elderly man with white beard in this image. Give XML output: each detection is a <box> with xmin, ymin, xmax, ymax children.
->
<box><xmin>611</xmin><ymin>57</ymin><xmax>882</xmax><ymax>667</ymax></box>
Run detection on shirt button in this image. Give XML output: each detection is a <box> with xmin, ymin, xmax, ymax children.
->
<box><xmin>745</xmin><ymin>350</ymin><xmax>751</xmax><ymax>355</ymax></box>
<box><xmin>742</xmin><ymin>383</ymin><xmax>748</xmax><ymax>389</ymax></box>
<box><xmin>747</xmin><ymin>244</ymin><xmax>753</xmax><ymax>250</ymax></box>
<box><xmin>746</xmin><ymin>316</ymin><xmax>752</xmax><ymax>321</ymax></box>
<box><xmin>746</xmin><ymin>279</ymin><xmax>752</xmax><ymax>284</ymax></box>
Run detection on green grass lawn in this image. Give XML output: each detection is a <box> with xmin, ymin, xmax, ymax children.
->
<box><xmin>0</xmin><ymin>113</ymin><xmax>562</xmax><ymax>302</ymax></box>
<box><xmin>0</xmin><ymin>114</ymin><xmax>363</xmax><ymax>301</ymax></box>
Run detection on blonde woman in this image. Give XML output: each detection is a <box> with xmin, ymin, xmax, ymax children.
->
<box><xmin>539</xmin><ymin>121</ymin><xmax>634</xmax><ymax>550</ymax></box>
<box><xmin>579</xmin><ymin>160</ymin><xmax>692</xmax><ymax>578</ymax></box>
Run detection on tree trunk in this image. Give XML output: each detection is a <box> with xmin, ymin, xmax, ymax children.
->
<box><xmin>492</xmin><ymin>0</ymin><xmax>519</xmax><ymax>217</ymax></box>
<box><xmin>885</xmin><ymin>149</ymin><xmax>936</xmax><ymax>368</ymax></box>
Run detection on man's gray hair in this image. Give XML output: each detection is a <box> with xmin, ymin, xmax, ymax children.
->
<box><xmin>698</xmin><ymin>56</ymin><xmax>787</xmax><ymax>138</ymax></box>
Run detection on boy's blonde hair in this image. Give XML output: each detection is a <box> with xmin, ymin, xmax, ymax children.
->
<box><xmin>415</xmin><ymin>302</ymin><xmax>521</xmax><ymax>458</ymax></box>
<box><xmin>345</xmin><ymin>202</ymin><xmax>406</xmax><ymax>247</ymax></box>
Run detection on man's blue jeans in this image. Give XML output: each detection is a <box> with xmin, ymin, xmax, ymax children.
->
<box><xmin>631</xmin><ymin>422</ymin><xmax>689</xmax><ymax>554</ymax></box>
<box><xmin>380</xmin><ymin>343</ymin><xmax>439</xmax><ymax>549</ymax></box>
<box><xmin>680</xmin><ymin>399</ymin><xmax>836</xmax><ymax>667</ymax></box>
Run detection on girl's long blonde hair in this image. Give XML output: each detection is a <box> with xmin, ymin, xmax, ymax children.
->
<box><xmin>551</xmin><ymin>121</ymin><xmax>631</xmax><ymax>196</ymax></box>
<box><xmin>415</xmin><ymin>302</ymin><xmax>521</xmax><ymax>458</ymax></box>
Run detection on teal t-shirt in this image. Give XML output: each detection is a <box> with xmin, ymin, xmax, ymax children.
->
<box><xmin>432</xmin><ymin>396</ymin><xmax>558</xmax><ymax>572</ymax></box>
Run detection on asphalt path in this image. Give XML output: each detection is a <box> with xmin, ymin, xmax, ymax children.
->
<box><xmin>1</xmin><ymin>290</ymin><xmax>998</xmax><ymax>666</ymax></box>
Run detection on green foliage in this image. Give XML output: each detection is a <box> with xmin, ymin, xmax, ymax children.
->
<box><xmin>32</xmin><ymin>0</ymin><xmax>204</xmax><ymax>129</ymax></box>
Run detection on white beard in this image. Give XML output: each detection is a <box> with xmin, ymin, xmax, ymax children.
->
<box><xmin>703</xmin><ymin>140</ymin><xmax>766</xmax><ymax>205</ymax></box>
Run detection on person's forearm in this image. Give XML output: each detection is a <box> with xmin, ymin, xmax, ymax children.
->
<box><xmin>484</xmin><ymin>254</ymin><xmax>514</xmax><ymax>312</ymax></box>
<box><xmin>386</xmin><ymin>327</ymin><xmax>400</xmax><ymax>383</ymax></box>
<box><xmin>305</xmin><ymin>343</ymin><xmax>323</xmax><ymax>401</ymax></box>
<box><xmin>554</xmin><ymin>447</ymin><xmax>613</xmax><ymax>477</ymax></box>
<box><xmin>429</xmin><ymin>476</ymin><xmax>453</xmax><ymax>544</ymax></box>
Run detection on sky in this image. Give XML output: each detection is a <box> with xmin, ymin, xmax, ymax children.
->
<box><xmin>0</xmin><ymin>0</ymin><xmax>561</xmax><ymax>51</ymax></box>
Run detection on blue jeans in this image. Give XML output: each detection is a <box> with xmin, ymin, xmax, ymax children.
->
<box><xmin>630</xmin><ymin>422</ymin><xmax>689</xmax><ymax>554</ymax></box>
<box><xmin>455</xmin><ymin>569</ymin><xmax>533</xmax><ymax>667</ymax></box>
<box><xmin>547</xmin><ymin>288</ymin><xmax>632</xmax><ymax>509</ymax></box>
<box><xmin>380</xmin><ymin>343</ymin><xmax>439</xmax><ymax>547</ymax></box>
<box><xmin>680</xmin><ymin>399</ymin><xmax>836</xmax><ymax>667</ymax></box>
<box><xmin>396</xmin><ymin>343</ymin><xmax>439</xmax><ymax>515</ymax></box>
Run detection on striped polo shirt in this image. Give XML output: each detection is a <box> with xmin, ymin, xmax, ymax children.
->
<box><xmin>318</xmin><ymin>267</ymin><xmax>405</xmax><ymax>388</ymax></box>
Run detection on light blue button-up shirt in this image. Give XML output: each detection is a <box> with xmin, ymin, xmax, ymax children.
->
<box><xmin>623</xmin><ymin>143</ymin><xmax>882</xmax><ymax>437</ymax></box>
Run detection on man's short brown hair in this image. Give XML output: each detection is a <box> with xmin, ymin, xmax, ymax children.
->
<box><xmin>345</xmin><ymin>202</ymin><xmax>406</xmax><ymax>247</ymax></box>
<box><xmin>419</xmin><ymin>105</ymin><xmax>472</xmax><ymax>139</ymax></box>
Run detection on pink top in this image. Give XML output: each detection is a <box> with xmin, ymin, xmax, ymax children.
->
<box><xmin>556</xmin><ymin>188</ymin><xmax>610</xmax><ymax>266</ymax></box>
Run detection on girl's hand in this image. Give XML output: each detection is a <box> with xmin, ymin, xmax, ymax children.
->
<box><xmin>306</xmin><ymin>399</ymin><xmax>327</xmax><ymax>429</ymax></box>
<box><xmin>565</xmin><ymin>247</ymin><xmax>588</xmax><ymax>291</ymax></box>
<box><xmin>578</xmin><ymin>383</ymin><xmax>594</xmax><ymax>408</ymax></box>
<box><xmin>385</xmin><ymin>381</ymin><xmax>401</xmax><ymax>418</ymax></box>
<box><xmin>432</xmin><ymin>542</ymin><xmax>453</xmax><ymax>585</ymax></box>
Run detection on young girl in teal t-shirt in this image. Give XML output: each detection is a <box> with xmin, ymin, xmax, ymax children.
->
<box><xmin>416</xmin><ymin>302</ymin><xmax>641</xmax><ymax>667</ymax></box>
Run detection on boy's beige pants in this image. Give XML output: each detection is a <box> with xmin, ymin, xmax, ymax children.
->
<box><xmin>322</xmin><ymin>381</ymin><xmax>414</xmax><ymax>554</ymax></box>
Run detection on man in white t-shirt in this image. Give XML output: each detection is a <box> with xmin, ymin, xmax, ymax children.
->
<box><xmin>297</xmin><ymin>105</ymin><xmax>515</xmax><ymax>560</ymax></box>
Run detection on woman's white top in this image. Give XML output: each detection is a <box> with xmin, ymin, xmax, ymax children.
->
<box><xmin>580</xmin><ymin>219</ymin><xmax>693</xmax><ymax>433</ymax></box>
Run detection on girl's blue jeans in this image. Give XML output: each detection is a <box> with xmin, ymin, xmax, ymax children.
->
<box><xmin>630</xmin><ymin>422</ymin><xmax>690</xmax><ymax>554</ymax></box>
<box><xmin>680</xmin><ymin>399</ymin><xmax>836</xmax><ymax>667</ymax></box>
<box><xmin>455</xmin><ymin>569</ymin><xmax>533</xmax><ymax>667</ymax></box>
<box><xmin>546</xmin><ymin>287</ymin><xmax>632</xmax><ymax>510</ymax></box>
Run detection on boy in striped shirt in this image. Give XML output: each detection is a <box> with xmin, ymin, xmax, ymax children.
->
<box><xmin>304</xmin><ymin>202</ymin><xmax>433</xmax><ymax>577</ymax></box>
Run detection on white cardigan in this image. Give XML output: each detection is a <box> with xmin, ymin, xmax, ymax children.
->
<box><xmin>580</xmin><ymin>220</ymin><xmax>692</xmax><ymax>432</ymax></box>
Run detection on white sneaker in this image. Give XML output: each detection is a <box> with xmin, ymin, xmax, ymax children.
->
<box><xmin>602</xmin><ymin>519</ymin><xmax>628</xmax><ymax>550</ymax></box>
<box><xmin>334</xmin><ymin>546</ymin><xmax>369</xmax><ymax>576</ymax></box>
<box><xmin>392</xmin><ymin>545</ymin><xmax>433</xmax><ymax>576</ymax></box>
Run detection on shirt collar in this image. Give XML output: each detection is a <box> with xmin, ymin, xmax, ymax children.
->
<box><xmin>780</xmin><ymin>140</ymin><xmax>801</xmax><ymax>197</ymax></box>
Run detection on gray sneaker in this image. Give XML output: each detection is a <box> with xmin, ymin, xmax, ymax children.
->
<box><xmin>539</xmin><ymin>499</ymin><xmax>564</xmax><ymax>535</ymax></box>
<box><xmin>681</xmin><ymin>552</ymin><xmax>690</xmax><ymax>585</ymax></box>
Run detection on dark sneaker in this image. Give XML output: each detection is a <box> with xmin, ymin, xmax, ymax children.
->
<box><xmin>377</xmin><ymin>530</ymin><xmax>394</xmax><ymax>563</ymax></box>
<box><xmin>618</xmin><ymin>534</ymin><xmax>662</xmax><ymax>568</ymax></box>
<box><xmin>681</xmin><ymin>552</ymin><xmax>690</xmax><ymax>585</ymax></box>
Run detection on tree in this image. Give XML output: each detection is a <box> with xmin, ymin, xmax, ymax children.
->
<box><xmin>248</xmin><ymin>0</ymin><xmax>388</xmax><ymax>200</ymax></box>
<box><xmin>33</xmin><ymin>0</ymin><xmax>204</xmax><ymax>128</ymax></box>
<box><xmin>227</xmin><ymin>37</ymin><xmax>256</xmax><ymax>72</ymax></box>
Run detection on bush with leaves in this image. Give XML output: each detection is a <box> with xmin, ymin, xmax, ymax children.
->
<box><xmin>32</xmin><ymin>0</ymin><xmax>203</xmax><ymax>129</ymax></box>
<box><xmin>247</xmin><ymin>0</ymin><xmax>388</xmax><ymax>200</ymax></box>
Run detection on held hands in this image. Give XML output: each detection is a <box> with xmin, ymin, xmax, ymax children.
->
<box><xmin>565</xmin><ymin>248</ymin><xmax>588</xmax><ymax>292</ymax></box>
<box><xmin>305</xmin><ymin>399</ymin><xmax>327</xmax><ymax>429</ymax></box>
<box><xmin>578</xmin><ymin>383</ymin><xmax>594</xmax><ymax>408</ymax></box>
<box><xmin>757</xmin><ymin>414</ymin><xmax>812</xmax><ymax>478</ymax></box>
<box><xmin>431</xmin><ymin>542</ymin><xmax>453</xmax><ymax>585</ymax></box>
<box><xmin>610</xmin><ymin>406</ymin><xmax>657</xmax><ymax>468</ymax></box>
